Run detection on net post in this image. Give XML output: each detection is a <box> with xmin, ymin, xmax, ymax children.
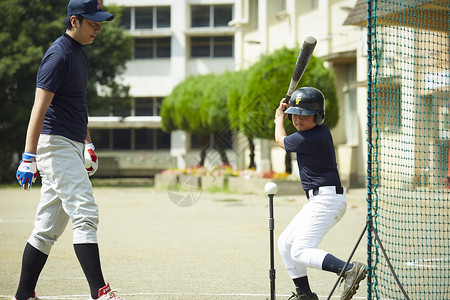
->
<box><xmin>366</xmin><ymin>0</ymin><xmax>375</xmax><ymax>299</ymax></box>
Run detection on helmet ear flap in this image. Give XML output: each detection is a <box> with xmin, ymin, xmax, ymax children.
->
<box><xmin>289</xmin><ymin>113</ymin><xmax>324</xmax><ymax>124</ymax></box>
<box><xmin>316</xmin><ymin>112</ymin><xmax>325</xmax><ymax>125</ymax></box>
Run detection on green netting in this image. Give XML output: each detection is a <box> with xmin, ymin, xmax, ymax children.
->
<box><xmin>367</xmin><ymin>0</ymin><xmax>449</xmax><ymax>299</ymax></box>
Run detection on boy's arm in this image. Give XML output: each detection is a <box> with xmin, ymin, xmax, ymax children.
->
<box><xmin>275</xmin><ymin>99</ymin><xmax>289</xmax><ymax>149</ymax></box>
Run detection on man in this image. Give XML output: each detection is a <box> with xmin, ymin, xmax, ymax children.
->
<box><xmin>14</xmin><ymin>1</ymin><xmax>123</xmax><ymax>299</ymax></box>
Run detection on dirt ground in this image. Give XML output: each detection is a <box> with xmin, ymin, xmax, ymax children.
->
<box><xmin>0</xmin><ymin>184</ymin><xmax>368</xmax><ymax>300</ymax></box>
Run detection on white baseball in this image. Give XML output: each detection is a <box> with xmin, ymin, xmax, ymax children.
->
<box><xmin>264</xmin><ymin>182</ymin><xmax>278</xmax><ymax>195</ymax></box>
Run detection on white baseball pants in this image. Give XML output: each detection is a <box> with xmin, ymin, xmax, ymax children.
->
<box><xmin>278</xmin><ymin>186</ymin><xmax>347</xmax><ymax>278</ymax></box>
<box><xmin>27</xmin><ymin>134</ymin><xmax>99</xmax><ymax>255</ymax></box>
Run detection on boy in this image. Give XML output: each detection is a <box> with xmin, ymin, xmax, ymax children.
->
<box><xmin>274</xmin><ymin>87</ymin><xmax>366</xmax><ymax>300</ymax></box>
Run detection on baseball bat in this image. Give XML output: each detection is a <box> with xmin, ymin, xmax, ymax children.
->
<box><xmin>284</xmin><ymin>36</ymin><xmax>317</xmax><ymax>104</ymax></box>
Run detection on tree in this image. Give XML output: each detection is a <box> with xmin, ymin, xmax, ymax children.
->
<box><xmin>198</xmin><ymin>71</ymin><xmax>237</xmax><ymax>166</ymax></box>
<box><xmin>239</xmin><ymin>47</ymin><xmax>339</xmax><ymax>173</ymax></box>
<box><xmin>161</xmin><ymin>74</ymin><xmax>210</xmax><ymax>164</ymax></box>
<box><xmin>161</xmin><ymin>73</ymin><xmax>234</xmax><ymax>167</ymax></box>
<box><xmin>161</xmin><ymin>47</ymin><xmax>340</xmax><ymax>173</ymax></box>
<box><xmin>227</xmin><ymin>70</ymin><xmax>256</xmax><ymax>169</ymax></box>
<box><xmin>169</xmin><ymin>75</ymin><xmax>211</xmax><ymax>134</ymax></box>
<box><xmin>85</xmin><ymin>6</ymin><xmax>133</xmax><ymax>116</ymax></box>
<box><xmin>0</xmin><ymin>1</ymin><xmax>132</xmax><ymax>183</ymax></box>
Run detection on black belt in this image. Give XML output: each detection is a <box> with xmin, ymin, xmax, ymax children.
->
<box><xmin>306</xmin><ymin>185</ymin><xmax>344</xmax><ymax>199</ymax></box>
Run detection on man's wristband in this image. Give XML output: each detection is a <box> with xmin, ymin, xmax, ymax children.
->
<box><xmin>23</xmin><ymin>152</ymin><xmax>36</xmax><ymax>159</ymax></box>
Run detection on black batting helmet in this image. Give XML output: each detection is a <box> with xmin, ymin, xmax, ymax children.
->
<box><xmin>285</xmin><ymin>87</ymin><xmax>325</xmax><ymax>125</ymax></box>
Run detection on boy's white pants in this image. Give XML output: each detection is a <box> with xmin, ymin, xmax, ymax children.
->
<box><xmin>27</xmin><ymin>134</ymin><xmax>98</xmax><ymax>255</ymax></box>
<box><xmin>278</xmin><ymin>187</ymin><xmax>347</xmax><ymax>278</ymax></box>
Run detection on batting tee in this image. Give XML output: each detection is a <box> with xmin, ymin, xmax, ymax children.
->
<box><xmin>366</xmin><ymin>0</ymin><xmax>449</xmax><ymax>299</ymax></box>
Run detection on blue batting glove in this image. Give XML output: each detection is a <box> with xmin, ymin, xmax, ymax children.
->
<box><xmin>16</xmin><ymin>152</ymin><xmax>38</xmax><ymax>190</ymax></box>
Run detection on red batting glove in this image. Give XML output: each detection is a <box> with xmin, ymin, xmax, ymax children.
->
<box><xmin>84</xmin><ymin>143</ymin><xmax>98</xmax><ymax>176</ymax></box>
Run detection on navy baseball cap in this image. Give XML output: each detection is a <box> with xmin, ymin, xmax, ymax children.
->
<box><xmin>68</xmin><ymin>0</ymin><xmax>114</xmax><ymax>22</ymax></box>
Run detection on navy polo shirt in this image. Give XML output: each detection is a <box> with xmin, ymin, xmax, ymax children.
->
<box><xmin>284</xmin><ymin>124</ymin><xmax>341</xmax><ymax>192</ymax></box>
<box><xmin>37</xmin><ymin>33</ymin><xmax>88</xmax><ymax>143</ymax></box>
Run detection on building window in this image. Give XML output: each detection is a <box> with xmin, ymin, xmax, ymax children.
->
<box><xmin>309</xmin><ymin>0</ymin><xmax>318</xmax><ymax>10</ymax></box>
<box><xmin>135</xmin><ymin>7</ymin><xmax>153</xmax><ymax>29</ymax></box>
<box><xmin>135</xmin><ymin>129</ymin><xmax>171</xmax><ymax>150</ymax></box>
<box><xmin>156</xmin><ymin>129</ymin><xmax>171</xmax><ymax>149</ymax></box>
<box><xmin>191</xmin><ymin>6</ymin><xmax>209</xmax><ymax>27</ymax></box>
<box><xmin>135</xmin><ymin>39</ymin><xmax>153</xmax><ymax>59</ymax></box>
<box><xmin>156</xmin><ymin>6</ymin><xmax>171</xmax><ymax>28</ymax></box>
<box><xmin>191</xmin><ymin>37</ymin><xmax>209</xmax><ymax>57</ymax></box>
<box><xmin>190</xmin><ymin>132</ymin><xmax>234</xmax><ymax>150</ymax></box>
<box><xmin>113</xmin><ymin>129</ymin><xmax>131</xmax><ymax>150</ymax></box>
<box><xmin>134</xmin><ymin>38</ymin><xmax>171</xmax><ymax>59</ymax></box>
<box><xmin>90</xmin><ymin>129</ymin><xmax>111</xmax><ymax>149</ymax></box>
<box><xmin>134</xmin><ymin>98</ymin><xmax>152</xmax><ymax>116</ymax></box>
<box><xmin>121</xmin><ymin>6</ymin><xmax>171</xmax><ymax>30</ymax></box>
<box><xmin>156</xmin><ymin>38</ymin><xmax>171</xmax><ymax>57</ymax></box>
<box><xmin>92</xmin><ymin>129</ymin><xmax>170</xmax><ymax>150</ymax></box>
<box><xmin>191</xmin><ymin>4</ymin><xmax>233</xmax><ymax>28</ymax></box>
<box><xmin>121</xmin><ymin>7</ymin><xmax>131</xmax><ymax>30</ymax></box>
<box><xmin>213</xmin><ymin>5</ymin><xmax>233</xmax><ymax>27</ymax></box>
<box><xmin>134</xmin><ymin>97</ymin><xmax>163</xmax><ymax>116</ymax></box>
<box><xmin>191</xmin><ymin>36</ymin><xmax>233</xmax><ymax>58</ymax></box>
<box><xmin>135</xmin><ymin>129</ymin><xmax>153</xmax><ymax>149</ymax></box>
<box><xmin>344</xmin><ymin>87</ymin><xmax>358</xmax><ymax>144</ymax></box>
<box><xmin>252</xmin><ymin>0</ymin><xmax>259</xmax><ymax>29</ymax></box>
<box><xmin>214</xmin><ymin>36</ymin><xmax>233</xmax><ymax>57</ymax></box>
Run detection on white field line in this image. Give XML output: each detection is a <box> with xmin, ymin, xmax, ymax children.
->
<box><xmin>0</xmin><ymin>293</ymin><xmax>366</xmax><ymax>299</ymax></box>
<box><xmin>0</xmin><ymin>218</ymin><xmax>33</xmax><ymax>223</ymax></box>
<box><xmin>405</xmin><ymin>257</ymin><xmax>450</xmax><ymax>269</ymax></box>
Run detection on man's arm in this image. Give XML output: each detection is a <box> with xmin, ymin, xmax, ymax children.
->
<box><xmin>16</xmin><ymin>88</ymin><xmax>53</xmax><ymax>190</ymax></box>
<box><xmin>24</xmin><ymin>88</ymin><xmax>54</xmax><ymax>153</ymax></box>
<box><xmin>85</xmin><ymin>129</ymin><xmax>92</xmax><ymax>144</ymax></box>
<box><xmin>84</xmin><ymin>125</ymin><xmax>98</xmax><ymax>176</ymax></box>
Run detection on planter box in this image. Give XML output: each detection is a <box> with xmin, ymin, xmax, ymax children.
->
<box><xmin>154</xmin><ymin>173</ymin><xmax>178</xmax><ymax>190</ymax></box>
<box><xmin>201</xmin><ymin>176</ymin><xmax>227</xmax><ymax>190</ymax></box>
<box><xmin>273</xmin><ymin>180</ymin><xmax>303</xmax><ymax>196</ymax></box>
<box><xmin>227</xmin><ymin>177</ymin><xmax>302</xmax><ymax>196</ymax></box>
<box><xmin>154</xmin><ymin>173</ymin><xmax>303</xmax><ymax>196</ymax></box>
<box><xmin>227</xmin><ymin>177</ymin><xmax>267</xmax><ymax>195</ymax></box>
<box><xmin>154</xmin><ymin>173</ymin><xmax>201</xmax><ymax>190</ymax></box>
<box><xmin>177</xmin><ymin>174</ymin><xmax>201</xmax><ymax>189</ymax></box>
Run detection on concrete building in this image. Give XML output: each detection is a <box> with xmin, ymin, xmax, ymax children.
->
<box><xmin>93</xmin><ymin>0</ymin><xmax>367</xmax><ymax>187</ymax></box>
<box><xmin>344</xmin><ymin>0</ymin><xmax>450</xmax><ymax>189</ymax></box>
